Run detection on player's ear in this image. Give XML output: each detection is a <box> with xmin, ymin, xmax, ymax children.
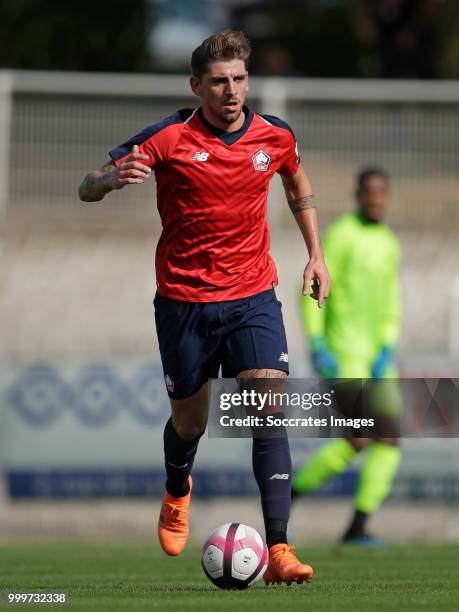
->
<box><xmin>190</xmin><ymin>76</ymin><xmax>201</xmax><ymax>97</ymax></box>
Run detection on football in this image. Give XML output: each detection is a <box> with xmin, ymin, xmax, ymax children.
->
<box><xmin>201</xmin><ymin>523</ymin><xmax>268</xmax><ymax>590</ymax></box>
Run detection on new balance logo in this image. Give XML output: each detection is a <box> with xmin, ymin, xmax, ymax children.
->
<box><xmin>167</xmin><ymin>461</ymin><xmax>189</xmax><ymax>469</ymax></box>
<box><xmin>269</xmin><ymin>473</ymin><xmax>290</xmax><ymax>480</ymax></box>
<box><xmin>192</xmin><ymin>151</ymin><xmax>209</xmax><ymax>161</ymax></box>
<box><xmin>279</xmin><ymin>352</ymin><xmax>289</xmax><ymax>363</ymax></box>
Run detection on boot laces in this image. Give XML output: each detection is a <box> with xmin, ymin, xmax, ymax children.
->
<box><xmin>162</xmin><ymin>502</ymin><xmax>187</xmax><ymax>530</ymax></box>
<box><xmin>272</xmin><ymin>544</ymin><xmax>298</xmax><ymax>565</ymax></box>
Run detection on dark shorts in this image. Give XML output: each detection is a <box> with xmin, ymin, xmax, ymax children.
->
<box><xmin>154</xmin><ymin>288</ymin><xmax>289</xmax><ymax>400</ymax></box>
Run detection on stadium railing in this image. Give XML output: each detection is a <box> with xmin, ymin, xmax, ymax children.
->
<box><xmin>0</xmin><ymin>70</ymin><xmax>459</xmax><ymax>228</ymax></box>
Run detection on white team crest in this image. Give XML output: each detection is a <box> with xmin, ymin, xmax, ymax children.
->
<box><xmin>192</xmin><ymin>151</ymin><xmax>209</xmax><ymax>161</ymax></box>
<box><xmin>251</xmin><ymin>149</ymin><xmax>271</xmax><ymax>172</ymax></box>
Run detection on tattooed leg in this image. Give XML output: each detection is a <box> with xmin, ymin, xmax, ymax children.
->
<box><xmin>237</xmin><ymin>369</ymin><xmax>288</xmax><ymax>381</ymax></box>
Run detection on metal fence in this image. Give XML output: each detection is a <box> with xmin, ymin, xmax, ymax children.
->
<box><xmin>0</xmin><ymin>70</ymin><xmax>459</xmax><ymax>227</ymax></box>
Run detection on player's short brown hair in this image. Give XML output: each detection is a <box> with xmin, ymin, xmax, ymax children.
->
<box><xmin>191</xmin><ymin>30</ymin><xmax>251</xmax><ymax>79</ymax></box>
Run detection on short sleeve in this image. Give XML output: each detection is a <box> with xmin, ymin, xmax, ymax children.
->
<box><xmin>109</xmin><ymin>126</ymin><xmax>164</xmax><ymax>169</ymax></box>
<box><xmin>277</xmin><ymin>127</ymin><xmax>300</xmax><ymax>177</ymax></box>
<box><xmin>108</xmin><ymin>109</ymin><xmax>192</xmax><ymax>169</ymax></box>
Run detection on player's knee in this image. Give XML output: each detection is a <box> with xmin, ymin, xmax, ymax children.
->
<box><xmin>174</xmin><ymin>420</ymin><xmax>206</xmax><ymax>441</ymax></box>
<box><xmin>237</xmin><ymin>368</ymin><xmax>287</xmax><ymax>379</ymax></box>
<box><xmin>376</xmin><ymin>437</ymin><xmax>399</xmax><ymax>447</ymax></box>
<box><xmin>349</xmin><ymin>438</ymin><xmax>369</xmax><ymax>452</ymax></box>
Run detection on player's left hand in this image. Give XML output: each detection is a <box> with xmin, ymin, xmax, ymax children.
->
<box><xmin>303</xmin><ymin>257</ymin><xmax>330</xmax><ymax>308</ymax></box>
<box><xmin>371</xmin><ymin>346</ymin><xmax>393</xmax><ymax>379</ymax></box>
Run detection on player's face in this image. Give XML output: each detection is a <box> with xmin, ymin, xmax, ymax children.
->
<box><xmin>357</xmin><ymin>175</ymin><xmax>389</xmax><ymax>223</ymax></box>
<box><xmin>191</xmin><ymin>59</ymin><xmax>249</xmax><ymax>129</ymax></box>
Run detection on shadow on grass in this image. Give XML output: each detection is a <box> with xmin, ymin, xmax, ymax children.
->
<box><xmin>146</xmin><ymin>585</ymin><xmax>217</xmax><ymax>593</ymax></box>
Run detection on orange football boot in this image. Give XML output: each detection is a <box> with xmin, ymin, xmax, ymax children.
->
<box><xmin>157</xmin><ymin>476</ymin><xmax>192</xmax><ymax>556</ymax></box>
<box><xmin>264</xmin><ymin>544</ymin><xmax>314</xmax><ymax>585</ymax></box>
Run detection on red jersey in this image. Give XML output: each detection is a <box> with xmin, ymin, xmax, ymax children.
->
<box><xmin>109</xmin><ymin>106</ymin><xmax>300</xmax><ymax>301</ymax></box>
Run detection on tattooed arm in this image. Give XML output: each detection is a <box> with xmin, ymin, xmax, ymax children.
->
<box><xmin>288</xmin><ymin>193</ymin><xmax>316</xmax><ymax>214</ymax></box>
<box><xmin>78</xmin><ymin>161</ymin><xmax>117</xmax><ymax>202</ymax></box>
<box><xmin>78</xmin><ymin>145</ymin><xmax>151</xmax><ymax>202</ymax></box>
<box><xmin>281</xmin><ymin>164</ymin><xmax>330</xmax><ymax>307</ymax></box>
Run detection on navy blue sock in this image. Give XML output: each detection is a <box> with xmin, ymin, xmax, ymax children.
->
<box><xmin>251</xmin><ymin>419</ymin><xmax>292</xmax><ymax>548</ymax></box>
<box><xmin>163</xmin><ymin>417</ymin><xmax>203</xmax><ymax>498</ymax></box>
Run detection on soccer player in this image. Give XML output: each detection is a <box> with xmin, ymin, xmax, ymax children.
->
<box><xmin>79</xmin><ymin>30</ymin><xmax>330</xmax><ymax>584</ymax></box>
<box><xmin>292</xmin><ymin>167</ymin><xmax>401</xmax><ymax>544</ymax></box>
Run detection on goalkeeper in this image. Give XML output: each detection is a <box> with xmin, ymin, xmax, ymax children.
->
<box><xmin>292</xmin><ymin>167</ymin><xmax>402</xmax><ymax>544</ymax></box>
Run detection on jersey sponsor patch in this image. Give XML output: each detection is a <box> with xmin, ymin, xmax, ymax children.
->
<box><xmin>278</xmin><ymin>352</ymin><xmax>289</xmax><ymax>363</ymax></box>
<box><xmin>251</xmin><ymin>149</ymin><xmax>271</xmax><ymax>172</ymax></box>
<box><xmin>269</xmin><ymin>473</ymin><xmax>290</xmax><ymax>480</ymax></box>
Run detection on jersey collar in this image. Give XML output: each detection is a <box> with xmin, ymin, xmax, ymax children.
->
<box><xmin>197</xmin><ymin>105</ymin><xmax>254</xmax><ymax>145</ymax></box>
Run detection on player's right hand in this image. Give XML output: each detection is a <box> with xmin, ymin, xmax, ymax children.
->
<box><xmin>105</xmin><ymin>144</ymin><xmax>151</xmax><ymax>190</ymax></box>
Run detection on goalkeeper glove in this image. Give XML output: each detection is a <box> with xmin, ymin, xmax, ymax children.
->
<box><xmin>371</xmin><ymin>346</ymin><xmax>393</xmax><ymax>379</ymax></box>
<box><xmin>309</xmin><ymin>336</ymin><xmax>338</xmax><ymax>378</ymax></box>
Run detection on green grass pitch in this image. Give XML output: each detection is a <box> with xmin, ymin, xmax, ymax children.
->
<box><xmin>1</xmin><ymin>543</ymin><xmax>458</xmax><ymax>611</ymax></box>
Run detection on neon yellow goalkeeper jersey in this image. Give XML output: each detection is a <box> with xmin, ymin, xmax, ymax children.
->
<box><xmin>301</xmin><ymin>212</ymin><xmax>401</xmax><ymax>361</ymax></box>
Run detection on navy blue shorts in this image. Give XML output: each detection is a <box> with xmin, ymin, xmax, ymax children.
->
<box><xmin>154</xmin><ymin>288</ymin><xmax>289</xmax><ymax>400</ymax></box>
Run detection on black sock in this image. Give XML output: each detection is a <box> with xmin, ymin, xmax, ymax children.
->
<box><xmin>265</xmin><ymin>518</ymin><xmax>288</xmax><ymax>549</ymax></box>
<box><xmin>342</xmin><ymin>509</ymin><xmax>369</xmax><ymax>540</ymax></box>
<box><xmin>163</xmin><ymin>417</ymin><xmax>203</xmax><ymax>498</ymax></box>
<box><xmin>251</xmin><ymin>418</ymin><xmax>291</xmax><ymax>549</ymax></box>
